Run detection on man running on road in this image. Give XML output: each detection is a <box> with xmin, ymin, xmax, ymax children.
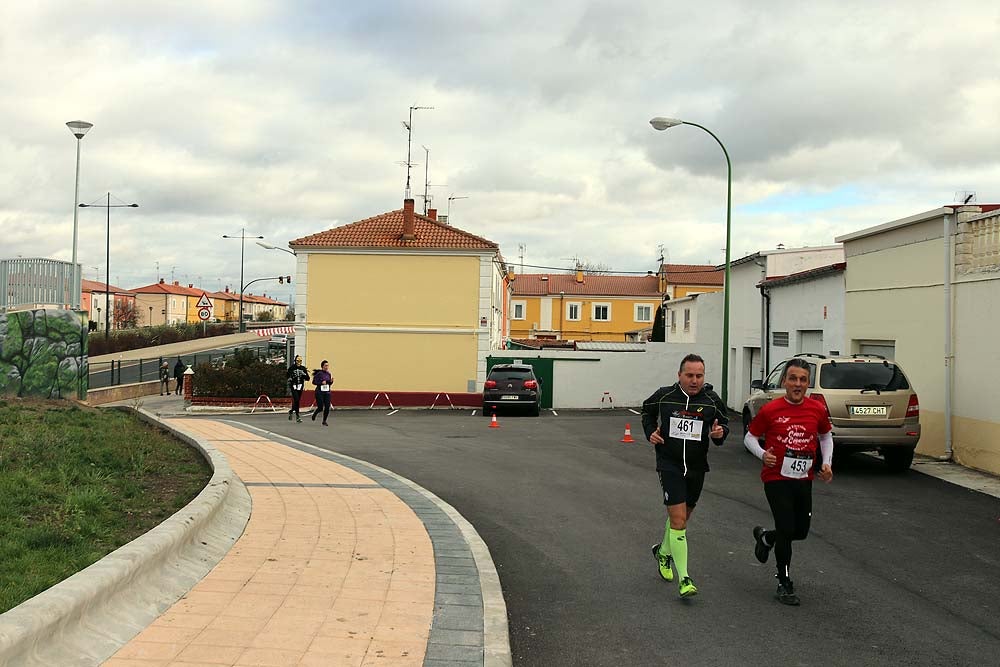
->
<box><xmin>641</xmin><ymin>353</ymin><xmax>729</xmax><ymax>598</ymax></box>
<box><xmin>744</xmin><ymin>357</ymin><xmax>833</xmax><ymax>605</ymax></box>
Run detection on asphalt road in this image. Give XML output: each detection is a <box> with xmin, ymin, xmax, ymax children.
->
<box><xmin>88</xmin><ymin>340</ymin><xmax>270</xmax><ymax>388</ymax></box>
<box><xmin>217</xmin><ymin>408</ymin><xmax>1000</xmax><ymax>667</ymax></box>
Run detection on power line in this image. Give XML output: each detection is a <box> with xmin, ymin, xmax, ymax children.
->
<box><xmin>511</xmin><ymin>261</ymin><xmax>722</xmax><ymax>275</ymax></box>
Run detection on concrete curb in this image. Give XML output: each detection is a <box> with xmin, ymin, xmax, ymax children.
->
<box><xmin>0</xmin><ymin>410</ymin><xmax>251</xmax><ymax>667</ymax></box>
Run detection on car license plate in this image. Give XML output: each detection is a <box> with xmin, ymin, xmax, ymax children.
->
<box><xmin>851</xmin><ymin>406</ymin><xmax>887</xmax><ymax>416</ymax></box>
<box><xmin>501</xmin><ymin>395</ymin><xmax>519</xmax><ymax>400</ymax></box>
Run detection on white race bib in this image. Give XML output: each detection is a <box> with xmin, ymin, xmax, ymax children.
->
<box><xmin>781</xmin><ymin>450</ymin><xmax>812</xmax><ymax>479</ymax></box>
<box><xmin>292</xmin><ymin>384</ymin><xmax>303</xmax><ymax>391</ymax></box>
<box><xmin>320</xmin><ymin>384</ymin><xmax>330</xmax><ymax>392</ymax></box>
<box><xmin>668</xmin><ymin>416</ymin><xmax>703</xmax><ymax>441</ymax></box>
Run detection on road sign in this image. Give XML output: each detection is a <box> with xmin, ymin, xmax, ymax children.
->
<box><xmin>198</xmin><ymin>307</ymin><xmax>212</xmax><ymax>321</ymax></box>
<box><xmin>196</xmin><ymin>293</ymin><xmax>213</xmax><ymax>309</ymax></box>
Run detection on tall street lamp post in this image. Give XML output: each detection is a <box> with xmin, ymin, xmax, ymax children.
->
<box><xmin>79</xmin><ymin>193</ymin><xmax>139</xmax><ymax>339</ymax></box>
<box><xmin>223</xmin><ymin>229</ymin><xmax>263</xmax><ymax>332</ymax></box>
<box><xmin>649</xmin><ymin>116</ymin><xmax>733</xmax><ymax>406</ymax></box>
<box><xmin>67</xmin><ymin>120</ymin><xmax>93</xmax><ymax>309</ymax></box>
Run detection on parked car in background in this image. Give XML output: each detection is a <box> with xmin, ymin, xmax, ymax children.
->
<box><xmin>268</xmin><ymin>333</ymin><xmax>290</xmax><ymax>350</ymax></box>
<box><xmin>483</xmin><ymin>364</ymin><xmax>541</xmax><ymax>416</ymax></box>
<box><xmin>743</xmin><ymin>353</ymin><xmax>920</xmax><ymax>471</ymax></box>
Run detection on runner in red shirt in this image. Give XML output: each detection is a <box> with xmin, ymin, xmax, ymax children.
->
<box><xmin>743</xmin><ymin>358</ymin><xmax>833</xmax><ymax>605</ymax></box>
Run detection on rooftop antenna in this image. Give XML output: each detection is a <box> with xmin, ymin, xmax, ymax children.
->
<box><xmin>422</xmin><ymin>145</ymin><xmax>430</xmax><ymax>214</ymax></box>
<box><xmin>954</xmin><ymin>190</ymin><xmax>976</xmax><ymax>205</ymax></box>
<box><xmin>402</xmin><ymin>105</ymin><xmax>434</xmax><ymax>199</ymax></box>
<box><xmin>518</xmin><ymin>244</ymin><xmax>525</xmax><ymax>273</ymax></box>
<box><xmin>447</xmin><ymin>194</ymin><xmax>468</xmax><ymax>223</ymax></box>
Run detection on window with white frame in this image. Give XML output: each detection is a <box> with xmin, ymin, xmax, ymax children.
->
<box><xmin>635</xmin><ymin>303</ymin><xmax>653</xmax><ymax>322</ymax></box>
<box><xmin>567</xmin><ymin>302</ymin><xmax>581</xmax><ymax>321</ymax></box>
<box><xmin>683</xmin><ymin>308</ymin><xmax>691</xmax><ymax>331</ymax></box>
<box><xmin>670</xmin><ymin>310</ymin><xmax>676</xmax><ymax>332</ymax></box>
<box><xmin>512</xmin><ymin>300</ymin><xmax>526</xmax><ymax>320</ymax></box>
<box><xmin>593</xmin><ymin>303</ymin><xmax>611</xmax><ymax>321</ymax></box>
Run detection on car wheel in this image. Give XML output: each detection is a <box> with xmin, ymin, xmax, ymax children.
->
<box><xmin>883</xmin><ymin>446</ymin><xmax>915</xmax><ymax>472</ymax></box>
<box><xmin>530</xmin><ymin>404</ymin><xmax>540</xmax><ymax>417</ymax></box>
<box><xmin>482</xmin><ymin>405</ymin><xmax>494</xmax><ymax>417</ymax></box>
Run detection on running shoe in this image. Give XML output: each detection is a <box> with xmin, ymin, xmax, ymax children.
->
<box><xmin>678</xmin><ymin>577</ymin><xmax>698</xmax><ymax>598</ymax></box>
<box><xmin>753</xmin><ymin>526</ymin><xmax>771</xmax><ymax>564</ymax></box>
<box><xmin>650</xmin><ymin>544</ymin><xmax>674</xmax><ymax>582</ymax></box>
<box><xmin>775</xmin><ymin>580</ymin><xmax>800</xmax><ymax>606</ymax></box>
<box><xmin>296</xmin><ymin>417</ymin><xmax>302</xmax><ymax>423</ymax></box>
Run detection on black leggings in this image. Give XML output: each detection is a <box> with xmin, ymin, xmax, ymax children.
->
<box><xmin>313</xmin><ymin>391</ymin><xmax>331</xmax><ymax>422</ymax></box>
<box><xmin>290</xmin><ymin>388</ymin><xmax>303</xmax><ymax>416</ymax></box>
<box><xmin>764</xmin><ymin>480</ymin><xmax>812</xmax><ymax>581</ymax></box>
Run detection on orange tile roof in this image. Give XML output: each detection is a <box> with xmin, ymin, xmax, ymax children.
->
<box><xmin>290</xmin><ymin>207</ymin><xmax>498</xmax><ymax>251</ymax></box>
<box><xmin>661</xmin><ymin>264</ymin><xmax>724</xmax><ymax>286</ymax></box>
<box><xmin>130</xmin><ymin>280</ymin><xmax>204</xmax><ymax>296</ymax></box>
<box><xmin>81</xmin><ymin>279</ymin><xmax>135</xmax><ymax>295</ymax></box>
<box><xmin>513</xmin><ymin>274</ymin><xmax>661</xmax><ymax>297</ymax></box>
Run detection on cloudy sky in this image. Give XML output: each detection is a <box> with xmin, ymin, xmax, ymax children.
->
<box><xmin>2</xmin><ymin>0</ymin><xmax>999</xmax><ymax>304</ymax></box>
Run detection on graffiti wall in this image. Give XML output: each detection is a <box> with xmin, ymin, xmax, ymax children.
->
<box><xmin>0</xmin><ymin>309</ymin><xmax>88</xmax><ymax>398</ymax></box>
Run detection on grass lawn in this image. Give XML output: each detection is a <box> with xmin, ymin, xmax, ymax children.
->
<box><xmin>0</xmin><ymin>398</ymin><xmax>211</xmax><ymax>613</ymax></box>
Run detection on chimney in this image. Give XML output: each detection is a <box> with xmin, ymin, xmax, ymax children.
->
<box><xmin>188</xmin><ymin>284</ymin><xmax>193</xmax><ymax>288</ymax></box>
<box><xmin>173</xmin><ymin>281</ymin><xmax>179</xmax><ymax>286</ymax></box>
<box><xmin>159</xmin><ymin>278</ymin><xmax>165</xmax><ymax>284</ymax></box>
<box><xmin>402</xmin><ymin>198</ymin><xmax>416</xmax><ymax>240</ymax></box>
<box><xmin>575</xmin><ymin>265</ymin><xmax>584</xmax><ymax>283</ymax></box>
<box><xmin>427</xmin><ymin>208</ymin><xmax>437</xmax><ymax>221</ymax></box>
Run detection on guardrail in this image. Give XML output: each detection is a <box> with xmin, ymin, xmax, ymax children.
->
<box><xmin>88</xmin><ymin>346</ymin><xmax>277</xmax><ymax>389</ymax></box>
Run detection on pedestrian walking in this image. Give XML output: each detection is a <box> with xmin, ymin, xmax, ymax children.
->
<box><xmin>640</xmin><ymin>353</ymin><xmax>729</xmax><ymax>598</ymax></box>
<box><xmin>287</xmin><ymin>355</ymin><xmax>309</xmax><ymax>423</ymax></box>
<box><xmin>310</xmin><ymin>359</ymin><xmax>333</xmax><ymax>426</ymax></box>
<box><xmin>159</xmin><ymin>361</ymin><xmax>170</xmax><ymax>395</ymax></box>
<box><xmin>173</xmin><ymin>358</ymin><xmax>185</xmax><ymax>395</ymax></box>
<box><xmin>744</xmin><ymin>357</ymin><xmax>834</xmax><ymax>606</ymax></box>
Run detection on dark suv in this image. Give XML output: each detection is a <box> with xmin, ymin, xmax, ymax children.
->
<box><xmin>483</xmin><ymin>364</ymin><xmax>541</xmax><ymax>416</ymax></box>
<box><xmin>744</xmin><ymin>353</ymin><xmax>920</xmax><ymax>471</ymax></box>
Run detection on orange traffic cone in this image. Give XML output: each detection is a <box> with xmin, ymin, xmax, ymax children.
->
<box><xmin>621</xmin><ymin>423</ymin><xmax>635</xmax><ymax>443</ymax></box>
<box><xmin>489</xmin><ymin>413</ymin><xmax>500</xmax><ymax>428</ymax></box>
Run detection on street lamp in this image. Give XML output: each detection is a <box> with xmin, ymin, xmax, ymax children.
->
<box><xmin>223</xmin><ymin>228</ymin><xmax>263</xmax><ymax>332</ymax></box>
<box><xmin>79</xmin><ymin>193</ymin><xmax>139</xmax><ymax>339</ymax></box>
<box><xmin>255</xmin><ymin>241</ymin><xmax>295</xmax><ymax>256</ymax></box>
<box><xmin>649</xmin><ymin>116</ymin><xmax>733</xmax><ymax>406</ymax></box>
<box><xmin>67</xmin><ymin>120</ymin><xmax>93</xmax><ymax>309</ymax></box>
<box><xmin>447</xmin><ymin>195</ymin><xmax>469</xmax><ymax>223</ymax></box>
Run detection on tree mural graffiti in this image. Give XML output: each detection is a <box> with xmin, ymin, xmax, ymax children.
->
<box><xmin>0</xmin><ymin>309</ymin><xmax>88</xmax><ymax>398</ymax></box>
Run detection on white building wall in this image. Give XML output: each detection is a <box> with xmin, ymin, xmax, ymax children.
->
<box><xmin>517</xmin><ymin>290</ymin><xmax>725</xmax><ymax>409</ymax></box>
<box><xmin>727</xmin><ymin>260</ymin><xmax>767</xmax><ymax>409</ymax></box>
<box><xmin>765</xmin><ymin>271</ymin><xmax>846</xmax><ymax>368</ymax></box>
<box><xmin>768</xmin><ymin>246</ymin><xmax>844</xmax><ymax>276</ymax></box>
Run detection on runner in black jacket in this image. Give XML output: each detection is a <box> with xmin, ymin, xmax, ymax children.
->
<box><xmin>640</xmin><ymin>353</ymin><xmax>729</xmax><ymax>597</ymax></box>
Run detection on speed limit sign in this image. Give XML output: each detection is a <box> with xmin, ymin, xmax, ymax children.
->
<box><xmin>198</xmin><ymin>307</ymin><xmax>212</xmax><ymax>321</ymax></box>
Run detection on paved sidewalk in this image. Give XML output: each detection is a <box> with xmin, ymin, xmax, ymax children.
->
<box><xmin>105</xmin><ymin>419</ymin><xmax>503</xmax><ymax>666</ymax></box>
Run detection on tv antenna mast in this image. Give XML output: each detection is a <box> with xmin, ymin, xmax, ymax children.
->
<box><xmin>401</xmin><ymin>105</ymin><xmax>434</xmax><ymax>199</ymax></box>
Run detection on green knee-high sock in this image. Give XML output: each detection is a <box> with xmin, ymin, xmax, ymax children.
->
<box><xmin>659</xmin><ymin>520</ymin><xmax>672</xmax><ymax>556</ymax></box>
<box><xmin>669</xmin><ymin>528</ymin><xmax>689</xmax><ymax>580</ymax></box>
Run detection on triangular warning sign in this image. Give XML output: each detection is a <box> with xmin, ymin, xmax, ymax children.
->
<box><xmin>196</xmin><ymin>293</ymin><xmax>213</xmax><ymax>308</ymax></box>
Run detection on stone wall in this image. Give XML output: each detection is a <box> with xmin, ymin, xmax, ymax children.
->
<box><xmin>0</xmin><ymin>308</ymin><xmax>87</xmax><ymax>399</ymax></box>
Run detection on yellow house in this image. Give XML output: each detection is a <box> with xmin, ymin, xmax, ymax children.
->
<box><xmin>510</xmin><ymin>264</ymin><xmax>722</xmax><ymax>342</ymax></box>
<box><xmin>289</xmin><ymin>199</ymin><xmax>509</xmax><ymax>403</ymax></box>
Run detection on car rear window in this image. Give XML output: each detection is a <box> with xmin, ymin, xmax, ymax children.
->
<box><xmin>819</xmin><ymin>363</ymin><xmax>910</xmax><ymax>390</ymax></box>
<box><xmin>489</xmin><ymin>368</ymin><xmax>535</xmax><ymax>382</ymax></box>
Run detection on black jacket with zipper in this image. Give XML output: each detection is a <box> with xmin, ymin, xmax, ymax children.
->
<box><xmin>641</xmin><ymin>382</ymin><xmax>730</xmax><ymax>474</ymax></box>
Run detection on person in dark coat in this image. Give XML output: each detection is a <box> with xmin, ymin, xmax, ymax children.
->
<box><xmin>286</xmin><ymin>355</ymin><xmax>310</xmax><ymax>423</ymax></box>
<box><xmin>173</xmin><ymin>358</ymin><xmax>186</xmax><ymax>395</ymax></box>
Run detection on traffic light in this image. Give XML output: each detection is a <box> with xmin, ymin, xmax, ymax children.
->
<box><xmin>278</xmin><ymin>275</ymin><xmax>292</xmax><ymax>284</ymax></box>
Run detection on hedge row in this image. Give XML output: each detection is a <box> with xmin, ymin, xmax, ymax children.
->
<box><xmin>88</xmin><ymin>322</ymin><xmax>237</xmax><ymax>356</ymax></box>
<box><xmin>191</xmin><ymin>348</ymin><xmax>290</xmax><ymax>398</ymax></box>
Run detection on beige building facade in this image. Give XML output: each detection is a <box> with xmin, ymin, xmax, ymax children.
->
<box><xmin>836</xmin><ymin>205</ymin><xmax>1000</xmax><ymax>475</ymax></box>
<box><xmin>290</xmin><ymin>200</ymin><xmax>509</xmax><ymax>396</ymax></box>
